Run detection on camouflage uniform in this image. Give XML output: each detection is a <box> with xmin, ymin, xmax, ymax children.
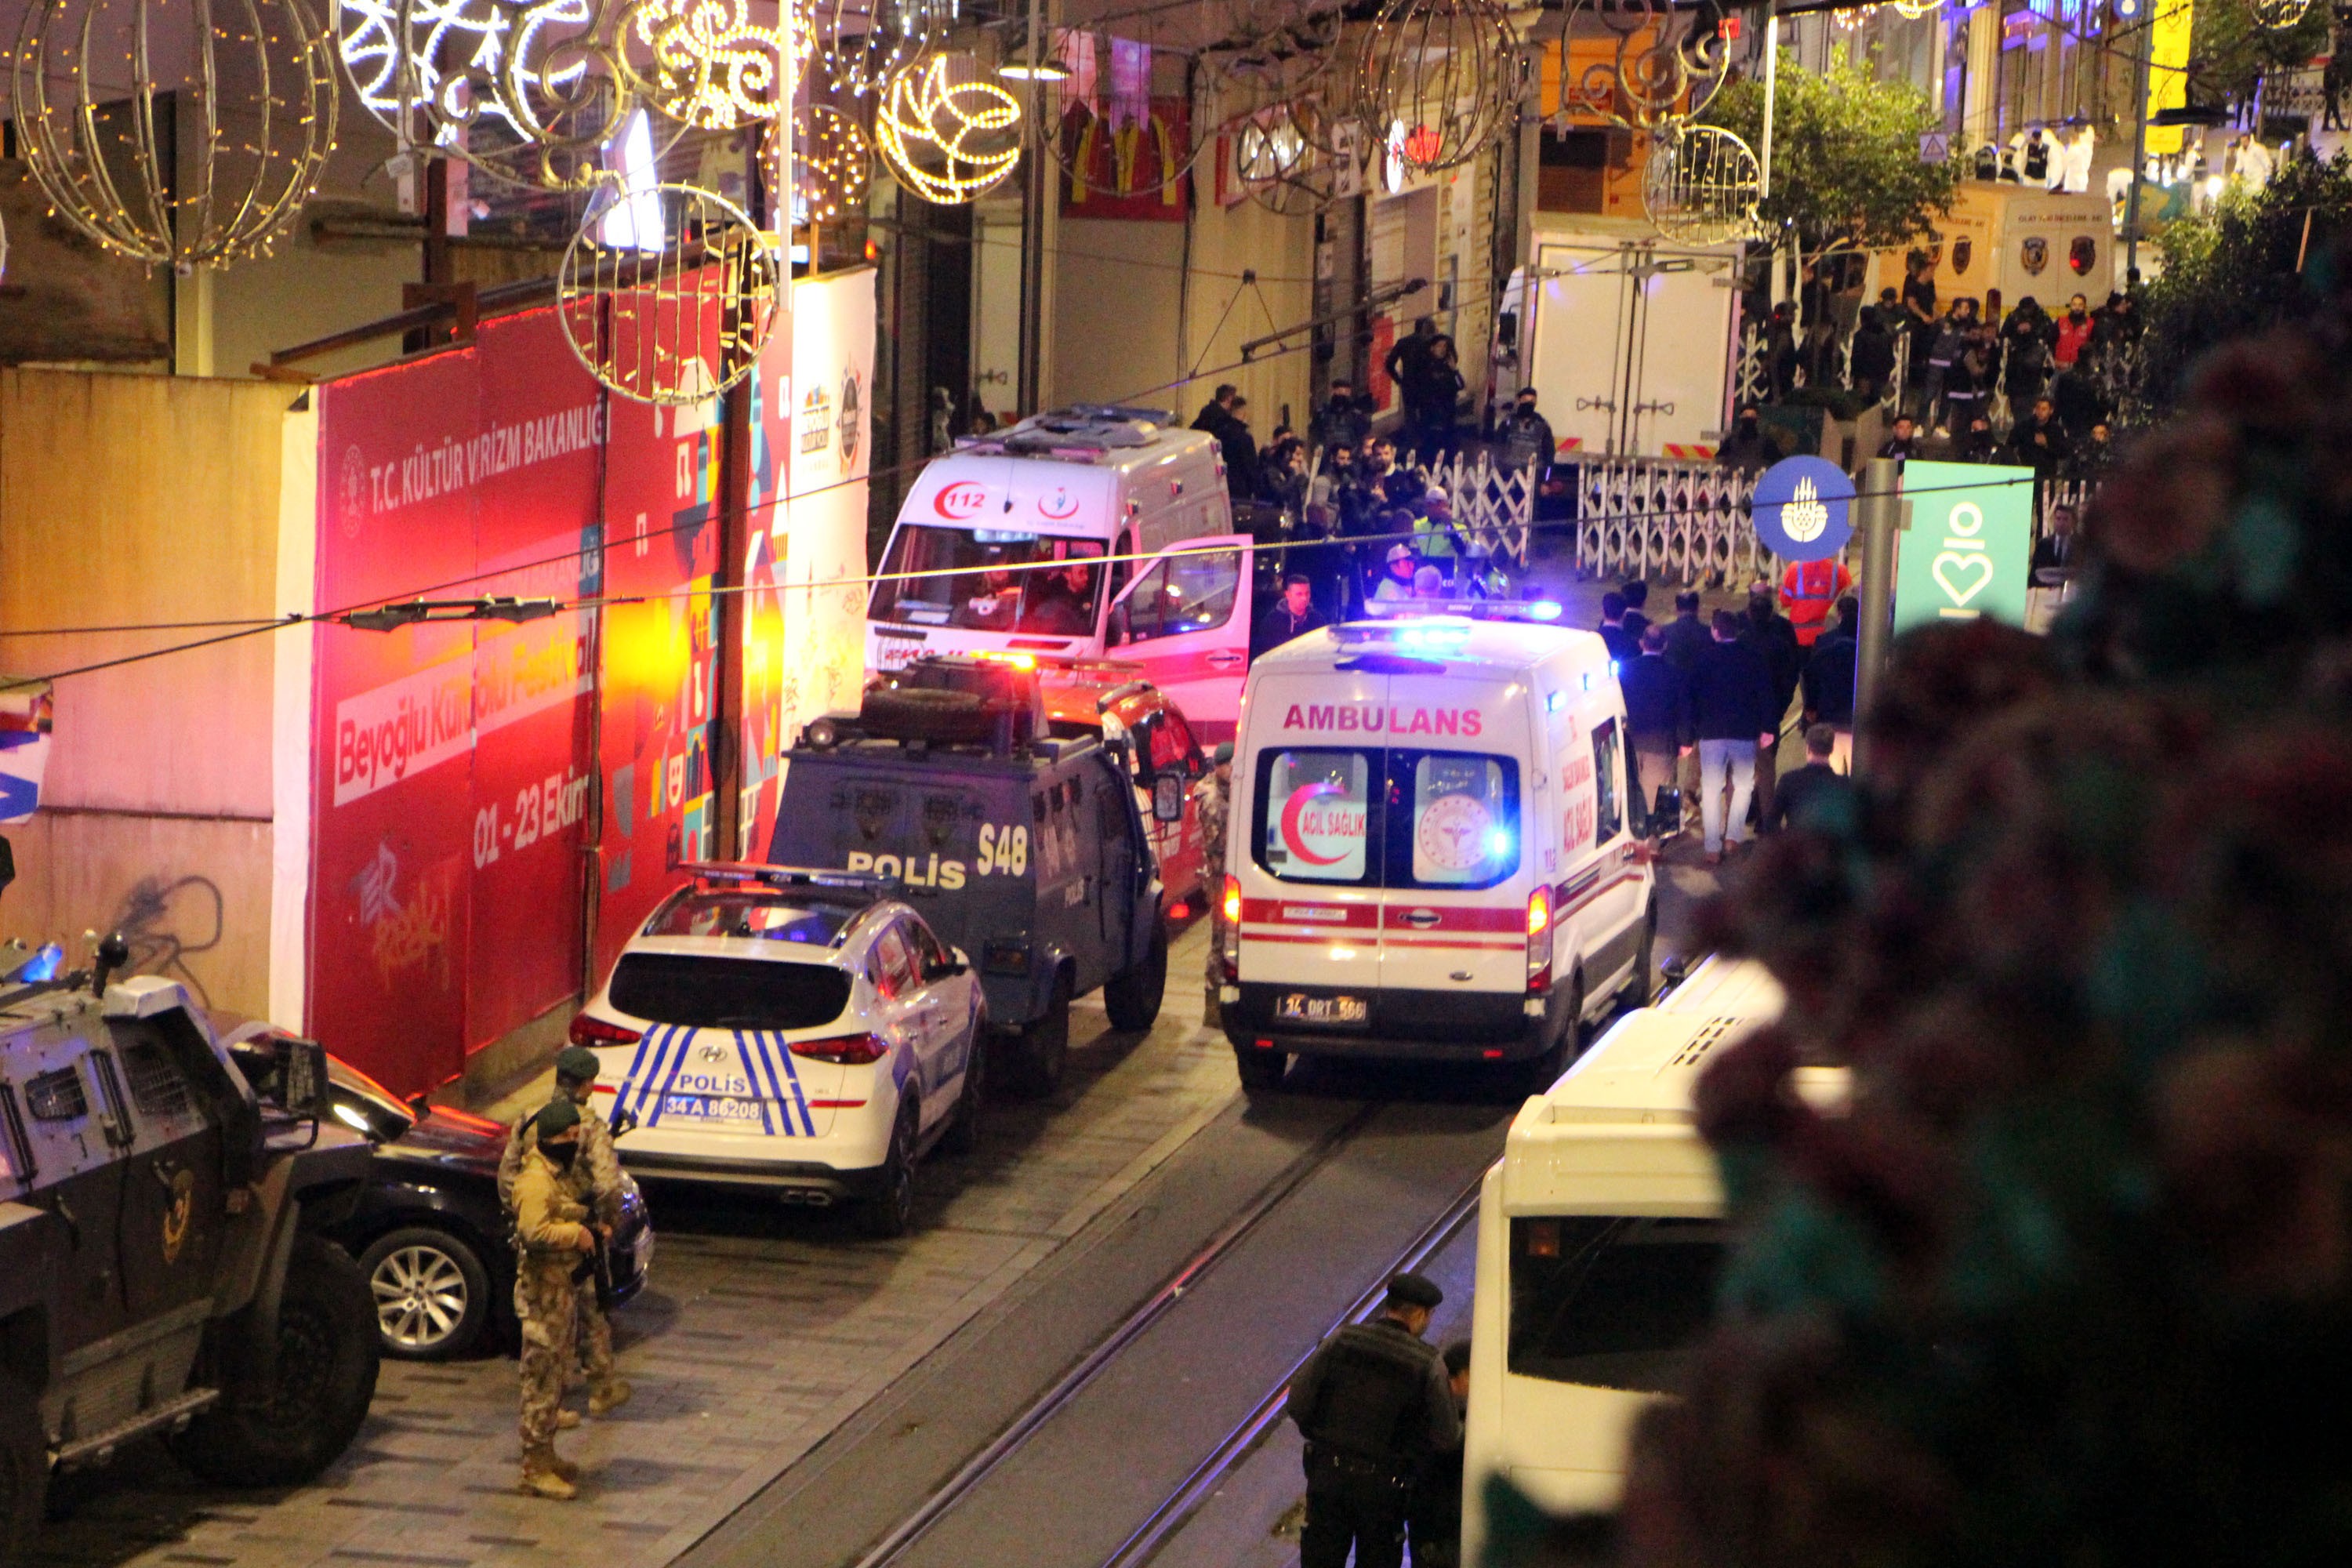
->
<box><xmin>499</xmin><ymin>1104</ymin><xmax>624</xmax><ymax>1400</ymax></box>
<box><xmin>511</xmin><ymin>1146</ymin><xmax>593</xmax><ymax>1486</ymax></box>
<box><xmin>1194</xmin><ymin>768</ymin><xmax>1231</xmax><ymax>1022</ymax></box>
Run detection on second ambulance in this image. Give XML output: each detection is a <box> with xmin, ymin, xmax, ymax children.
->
<box><xmin>1217</xmin><ymin>607</ymin><xmax>1657</xmax><ymax>1089</ymax></box>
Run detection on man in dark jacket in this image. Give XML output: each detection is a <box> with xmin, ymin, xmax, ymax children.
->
<box><xmin>1219</xmin><ymin>395</ymin><xmax>1262</xmax><ymax>498</ymax></box>
<box><xmin>1740</xmin><ymin>583</ymin><xmax>1801</xmax><ymax>832</ymax></box>
<box><xmin>2006</xmin><ymin>395</ymin><xmax>2071</xmax><ymax>477</ymax></box>
<box><xmin>1801</xmin><ymin>594</ymin><xmax>1859</xmax><ymax>773</ymax></box>
<box><xmin>1682</xmin><ymin>609</ymin><xmax>1777</xmax><ymax>864</ymax></box>
<box><xmin>1597</xmin><ymin>591</ymin><xmax>1639</xmax><ymax>665</ymax></box>
<box><xmin>1497</xmin><ymin>387</ymin><xmax>1558</xmax><ymax>478</ymax></box>
<box><xmin>1620</xmin><ymin>624</ymin><xmax>1686</xmax><ymax>834</ymax></box>
<box><xmin>1407</xmin><ymin>1341</ymin><xmax>1473</xmax><ymax>1568</ymax></box>
<box><xmin>1192</xmin><ymin>383</ymin><xmax>1240</xmax><ymax>437</ymax></box>
<box><xmin>1313</xmin><ymin>379</ymin><xmax>1371</xmax><ymax>452</ymax></box>
<box><xmin>1621</xmin><ymin>579</ymin><xmax>1651</xmax><ymax>639</ymax></box>
<box><xmin>1288</xmin><ymin>1272</ymin><xmax>1460</xmax><ymax>1568</ymax></box>
<box><xmin>1254</xmin><ymin>574</ymin><xmax>1327</xmax><ymax>656</ymax></box>
<box><xmin>1661</xmin><ymin>590</ymin><xmax>1710</xmax><ymax>672</ymax></box>
<box><xmin>1660</xmin><ymin>589</ymin><xmax>1711</xmax><ymax>834</ymax></box>
<box><xmin>1716</xmin><ymin>405</ymin><xmax>1785</xmax><ymax>472</ymax></box>
<box><xmin>1767</xmin><ymin>724</ymin><xmax>1853</xmax><ymax>832</ymax></box>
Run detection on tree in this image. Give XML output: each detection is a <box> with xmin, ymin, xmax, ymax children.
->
<box><xmin>1700</xmin><ymin>54</ymin><xmax>1959</xmax><ymax>260</ymax></box>
<box><xmin>1617</xmin><ymin>269</ymin><xmax>2352</xmax><ymax>1568</ymax></box>
<box><xmin>2193</xmin><ymin>0</ymin><xmax>2328</xmax><ymax>117</ymax></box>
<box><xmin>2132</xmin><ymin>151</ymin><xmax>2352</xmax><ymax>413</ymax></box>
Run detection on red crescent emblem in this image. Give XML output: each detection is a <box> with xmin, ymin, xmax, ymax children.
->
<box><xmin>1038</xmin><ymin>487</ymin><xmax>1079</xmax><ymax>520</ymax></box>
<box><xmin>1279</xmin><ymin>782</ymin><xmax>1349</xmax><ymax>866</ymax></box>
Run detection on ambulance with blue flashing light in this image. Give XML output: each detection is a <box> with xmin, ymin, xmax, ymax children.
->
<box><xmin>567</xmin><ymin>866</ymin><xmax>985</xmax><ymax>1239</ymax></box>
<box><xmin>865</xmin><ymin>406</ymin><xmax>1256</xmax><ymax>740</ymax></box>
<box><xmin>1215</xmin><ymin>602</ymin><xmax>1657</xmax><ymax>1091</ymax></box>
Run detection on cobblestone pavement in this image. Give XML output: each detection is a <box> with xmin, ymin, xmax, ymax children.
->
<box><xmin>32</xmin><ymin>928</ymin><xmax>1234</xmax><ymax>1568</ymax></box>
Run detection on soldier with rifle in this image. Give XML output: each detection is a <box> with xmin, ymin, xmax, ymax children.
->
<box><xmin>500</xmin><ymin>1047</ymin><xmax>633</xmax><ymax>1421</ymax></box>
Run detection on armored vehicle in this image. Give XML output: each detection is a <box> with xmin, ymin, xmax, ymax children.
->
<box><xmin>0</xmin><ymin>840</ymin><xmax>380</xmax><ymax>1561</ymax></box>
<box><xmin>771</xmin><ymin>655</ymin><xmax>1173</xmax><ymax>1092</ymax></box>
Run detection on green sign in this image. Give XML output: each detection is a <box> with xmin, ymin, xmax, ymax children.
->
<box><xmin>1893</xmin><ymin>462</ymin><xmax>2035</xmax><ymax>637</ymax></box>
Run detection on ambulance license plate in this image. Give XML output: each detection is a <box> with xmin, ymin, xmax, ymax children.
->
<box><xmin>1276</xmin><ymin>993</ymin><xmax>1367</xmax><ymax>1025</ymax></box>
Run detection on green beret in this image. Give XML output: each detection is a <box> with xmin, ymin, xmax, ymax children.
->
<box><xmin>533</xmin><ymin>1098</ymin><xmax>583</xmax><ymax>1142</ymax></box>
<box><xmin>554</xmin><ymin>1046</ymin><xmax>602</xmax><ymax>1085</ymax></box>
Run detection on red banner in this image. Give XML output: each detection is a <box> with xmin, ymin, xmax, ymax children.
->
<box><xmin>589</xmin><ymin>377</ymin><xmax>722</xmax><ymax>983</ymax></box>
<box><xmin>311</xmin><ymin>310</ymin><xmax>602</xmax><ymax>1095</ymax></box>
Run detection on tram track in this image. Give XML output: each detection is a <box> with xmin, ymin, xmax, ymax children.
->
<box><xmin>845</xmin><ymin>1098</ymin><xmax>1388</xmax><ymax>1568</ymax></box>
<box><xmin>1094</xmin><ymin>1173</ymin><xmax>1487</xmax><ymax>1568</ymax></box>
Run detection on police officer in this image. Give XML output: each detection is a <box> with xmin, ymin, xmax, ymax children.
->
<box><xmin>1286</xmin><ymin>1272</ymin><xmax>1461</xmax><ymax>1568</ymax></box>
<box><xmin>499</xmin><ymin>1047</ymin><xmax>633</xmax><ymax>1419</ymax></box>
<box><xmin>1409</xmin><ymin>1341</ymin><xmax>1472</xmax><ymax>1568</ymax></box>
<box><xmin>513</xmin><ymin>1099</ymin><xmax>597</xmax><ymax>1500</ymax></box>
<box><xmin>1195</xmin><ymin>742</ymin><xmax>1232</xmax><ymax>1026</ymax></box>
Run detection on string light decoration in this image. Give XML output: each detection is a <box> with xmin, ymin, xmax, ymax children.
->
<box><xmin>626</xmin><ymin>0</ymin><xmax>803</xmax><ymax>129</ymax></box>
<box><xmin>1641</xmin><ymin>122</ymin><xmax>1759</xmax><ymax>244</ymax></box>
<box><xmin>1352</xmin><ymin>0</ymin><xmax>1516</xmax><ymax>173</ymax></box>
<box><xmin>335</xmin><ymin>0</ymin><xmax>637</xmax><ymax>189</ymax></box>
<box><xmin>1557</xmin><ymin>0</ymin><xmax>1734</xmax><ymax>130</ymax></box>
<box><xmin>558</xmin><ymin>181</ymin><xmax>782</xmax><ymax>404</ymax></box>
<box><xmin>875</xmin><ymin>51</ymin><xmax>1021</xmax><ymax>203</ymax></box>
<box><xmin>1232</xmin><ymin>96</ymin><xmax>1359</xmax><ymax>216</ymax></box>
<box><xmin>786</xmin><ymin>100</ymin><xmax>872</xmax><ymax>223</ymax></box>
<box><xmin>813</xmin><ymin>0</ymin><xmax>960</xmax><ymax>97</ymax></box>
<box><xmin>12</xmin><ymin>0</ymin><xmax>338</xmax><ymax>269</ymax></box>
<box><xmin>1890</xmin><ymin>0</ymin><xmax>1944</xmax><ymax>18</ymax></box>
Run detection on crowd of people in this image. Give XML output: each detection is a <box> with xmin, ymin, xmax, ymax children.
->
<box><xmin>1742</xmin><ymin>255</ymin><xmax>2139</xmax><ymax>483</ymax></box>
<box><xmin>1613</xmin><ymin>581</ymin><xmax>1862</xmax><ymax>862</ymax></box>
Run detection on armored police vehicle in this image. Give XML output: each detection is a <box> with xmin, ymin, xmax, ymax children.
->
<box><xmin>771</xmin><ymin>655</ymin><xmax>1173</xmax><ymax>1093</ymax></box>
<box><xmin>0</xmin><ymin>841</ymin><xmax>379</xmax><ymax>1559</ymax></box>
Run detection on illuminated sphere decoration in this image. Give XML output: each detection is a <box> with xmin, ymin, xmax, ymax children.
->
<box><xmin>1890</xmin><ymin>0</ymin><xmax>1944</xmax><ymax>17</ymax></box>
<box><xmin>875</xmin><ymin>52</ymin><xmax>1021</xmax><ymax>203</ymax></box>
<box><xmin>335</xmin><ymin>0</ymin><xmax>637</xmax><ymax>190</ymax></box>
<box><xmin>626</xmin><ymin>0</ymin><xmax>800</xmax><ymax>129</ymax></box>
<box><xmin>815</xmin><ymin>0</ymin><xmax>960</xmax><ymax>97</ymax></box>
<box><xmin>1642</xmin><ymin>122</ymin><xmax>1759</xmax><ymax>245</ymax></box>
<box><xmin>789</xmin><ymin>101</ymin><xmax>872</xmax><ymax>223</ymax></box>
<box><xmin>2249</xmin><ymin>0</ymin><xmax>2313</xmax><ymax>24</ymax></box>
<box><xmin>12</xmin><ymin>0</ymin><xmax>339</xmax><ymax>269</ymax></box>
<box><xmin>1559</xmin><ymin>0</ymin><xmax>1734</xmax><ymax>130</ymax></box>
<box><xmin>1352</xmin><ymin>0</ymin><xmax>1515</xmax><ymax>174</ymax></box>
<box><xmin>558</xmin><ymin>181</ymin><xmax>783</xmax><ymax>405</ymax></box>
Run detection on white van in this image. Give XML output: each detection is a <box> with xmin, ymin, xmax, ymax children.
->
<box><xmin>1216</xmin><ymin>604</ymin><xmax>1657</xmax><ymax>1089</ymax></box>
<box><xmin>866</xmin><ymin>405</ymin><xmax>1255</xmax><ymax>739</ymax></box>
<box><xmin>1460</xmin><ymin>957</ymin><xmax>1840</xmax><ymax>1563</ymax></box>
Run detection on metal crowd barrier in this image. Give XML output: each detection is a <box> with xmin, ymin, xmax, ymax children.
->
<box><xmin>1573</xmin><ymin>457</ymin><xmax>2096</xmax><ymax>584</ymax></box>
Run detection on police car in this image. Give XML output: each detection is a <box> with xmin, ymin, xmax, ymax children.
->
<box><xmin>568</xmin><ymin>866</ymin><xmax>985</xmax><ymax>1238</ymax></box>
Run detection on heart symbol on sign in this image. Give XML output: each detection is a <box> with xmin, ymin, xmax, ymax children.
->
<box><xmin>1933</xmin><ymin>551</ymin><xmax>1993</xmax><ymax>606</ymax></box>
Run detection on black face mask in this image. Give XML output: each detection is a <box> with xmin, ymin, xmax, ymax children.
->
<box><xmin>1516</xmin><ymin>401</ymin><xmax>1537</xmax><ymax>418</ymax></box>
<box><xmin>539</xmin><ymin>1139</ymin><xmax>579</xmax><ymax>1170</ymax></box>
<box><xmin>2071</xmin><ymin>309</ymin><xmax>2087</xmax><ymax>322</ymax></box>
<box><xmin>1738</xmin><ymin>416</ymin><xmax>1759</xmax><ymax>434</ymax></box>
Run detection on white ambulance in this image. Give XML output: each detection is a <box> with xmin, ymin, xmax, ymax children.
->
<box><xmin>1460</xmin><ymin>957</ymin><xmax>1838</xmax><ymax>1563</ymax></box>
<box><xmin>866</xmin><ymin>405</ymin><xmax>1255</xmax><ymax>739</ymax></box>
<box><xmin>1215</xmin><ymin>604</ymin><xmax>1658</xmax><ymax>1089</ymax></box>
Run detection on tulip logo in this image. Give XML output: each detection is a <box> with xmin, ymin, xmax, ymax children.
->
<box><xmin>1783</xmin><ymin>477</ymin><xmax>1828</xmax><ymax>543</ymax></box>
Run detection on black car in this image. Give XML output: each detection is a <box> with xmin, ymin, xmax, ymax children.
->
<box><xmin>218</xmin><ymin>1020</ymin><xmax>652</xmax><ymax>1360</ymax></box>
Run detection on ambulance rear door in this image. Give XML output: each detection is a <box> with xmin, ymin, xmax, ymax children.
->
<box><xmin>1374</xmin><ymin>666</ymin><xmax>1536</xmax><ymax>1000</ymax></box>
<box><xmin>1107</xmin><ymin>535</ymin><xmax>1254</xmax><ymax>742</ymax></box>
<box><xmin>1238</xmin><ymin>663</ymin><xmax>1388</xmax><ymax>1016</ymax></box>
<box><xmin>1551</xmin><ymin>682</ymin><xmax>1649</xmax><ymax>1001</ymax></box>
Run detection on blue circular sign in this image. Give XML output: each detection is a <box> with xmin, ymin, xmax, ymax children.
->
<box><xmin>1751</xmin><ymin>456</ymin><xmax>1857</xmax><ymax>562</ymax></box>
